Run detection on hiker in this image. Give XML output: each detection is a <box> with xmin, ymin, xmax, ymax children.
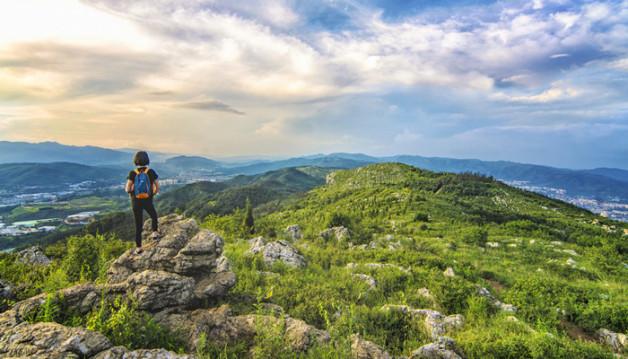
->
<box><xmin>125</xmin><ymin>151</ymin><xmax>160</xmax><ymax>254</ymax></box>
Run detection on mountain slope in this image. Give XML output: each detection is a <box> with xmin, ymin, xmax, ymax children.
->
<box><xmin>0</xmin><ymin>141</ymin><xmax>131</xmax><ymax>165</ymax></box>
<box><xmin>223</xmin><ymin>155</ymin><xmax>370</xmax><ymax>175</ymax></box>
<box><xmin>0</xmin><ymin>162</ymin><xmax>124</xmax><ymax>189</ymax></box>
<box><xmin>204</xmin><ymin>163</ymin><xmax>626</xmax><ymax>357</ymax></box>
<box><xmin>387</xmin><ymin>155</ymin><xmax>628</xmax><ymax>202</ymax></box>
<box><xmin>157</xmin><ymin>167</ymin><xmax>328</xmax><ymax>219</ymax></box>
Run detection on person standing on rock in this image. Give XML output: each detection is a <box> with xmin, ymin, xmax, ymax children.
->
<box><xmin>125</xmin><ymin>151</ymin><xmax>160</xmax><ymax>254</ymax></box>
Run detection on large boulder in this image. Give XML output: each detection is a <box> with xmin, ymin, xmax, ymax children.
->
<box><xmin>351</xmin><ymin>334</ymin><xmax>391</xmax><ymax>359</ymax></box>
<box><xmin>108</xmin><ymin>215</ymin><xmax>236</xmax><ymax>304</ymax></box>
<box><xmin>596</xmin><ymin>328</ymin><xmax>626</xmax><ymax>353</ymax></box>
<box><xmin>248</xmin><ymin>237</ymin><xmax>306</xmax><ymax>268</ymax></box>
<box><xmin>410</xmin><ymin>336</ymin><xmax>462</xmax><ymax>359</ymax></box>
<box><xmin>0</xmin><ymin>279</ymin><xmax>13</xmax><ymax>300</ymax></box>
<box><xmin>0</xmin><ymin>321</ymin><xmax>111</xmax><ymax>358</ymax></box>
<box><xmin>17</xmin><ymin>246</ymin><xmax>51</xmax><ymax>266</ymax></box>
<box><xmin>126</xmin><ymin>270</ymin><xmax>195</xmax><ymax>312</ymax></box>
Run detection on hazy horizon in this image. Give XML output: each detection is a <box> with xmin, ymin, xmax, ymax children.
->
<box><xmin>1</xmin><ymin>1</ymin><xmax>627</xmax><ymax>169</ymax></box>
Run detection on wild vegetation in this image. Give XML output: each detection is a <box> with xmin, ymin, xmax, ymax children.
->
<box><xmin>1</xmin><ymin>163</ymin><xmax>626</xmax><ymax>358</ymax></box>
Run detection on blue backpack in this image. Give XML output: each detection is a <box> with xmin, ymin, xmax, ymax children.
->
<box><xmin>134</xmin><ymin>168</ymin><xmax>152</xmax><ymax>199</ymax></box>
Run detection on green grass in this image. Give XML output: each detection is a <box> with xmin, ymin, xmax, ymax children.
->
<box><xmin>4</xmin><ymin>163</ymin><xmax>626</xmax><ymax>358</ymax></box>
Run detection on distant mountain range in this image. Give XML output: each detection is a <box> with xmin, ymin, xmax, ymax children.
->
<box><xmin>0</xmin><ymin>162</ymin><xmax>124</xmax><ymax>190</ymax></box>
<box><xmin>1</xmin><ymin>141</ymin><xmax>628</xmax><ymax>204</ymax></box>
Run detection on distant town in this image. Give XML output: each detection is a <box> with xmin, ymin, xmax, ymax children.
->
<box><xmin>505</xmin><ymin>180</ymin><xmax>628</xmax><ymax>222</ymax></box>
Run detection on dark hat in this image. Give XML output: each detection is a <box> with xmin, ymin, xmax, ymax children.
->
<box><xmin>133</xmin><ymin>151</ymin><xmax>150</xmax><ymax>166</ymax></box>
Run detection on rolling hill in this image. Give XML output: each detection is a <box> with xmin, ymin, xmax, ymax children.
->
<box><xmin>157</xmin><ymin>167</ymin><xmax>328</xmax><ymax>219</ymax></box>
<box><xmin>1</xmin><ymin>163</ymin><xmax>626</xmax><ymax>358</ymax></box>
<box><xmin>0</xmin><ymin>162</ymin><xmax>124</xmax><ymax>189</ymax></box>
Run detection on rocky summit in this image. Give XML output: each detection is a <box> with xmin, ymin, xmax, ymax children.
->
<box><xmin>0</xmin><ymin>214</ymin><xmax>328</xmax><ymax>358</ymax></box>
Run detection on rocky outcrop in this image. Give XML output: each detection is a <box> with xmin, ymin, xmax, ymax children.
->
<box><xmin>17</xmin><ymin>246</ymin><xmax>51</xmax><ymax>266</ymax></box>
<box><xmin>596</xmin><ymin>328</ymin><xmax>626</xmax><ymax>353</ymax></box>
<box><xmin>0</xmin><ymin>215</ymin><xmax>330</xmax><ymax>357</ymax></box>
<box><xmin>0</xmin><ymin>215</ymin><xmax>241</xmax><ymax>357</ymax></box>
<box><xmin>351</xmin><ymin>334</ymin><xmax>391</xmax><ymax>359</ymax></box>
<box><xmin>93</xmin><ymin>347</ymin><xmax>192</xmax><ymax>359</ymax></box>
<box><xmin>108</xmin><ymin>214</ymin><xmax>236</xmax><ymax>308</ymax></box>
<box><xmin>0</xmin><ymin>321</ymin><xmax>111</xmax><ymax>358</ymax></box>
<box><xmin>285</xmin><ymin>225</ymin><xmax>302</xmax><ymax>240</ymax></box>
<box><xmin>320</xmin><ymin>226</ymin><xmax>350</xmax><ymax>241</ymax></box>
<box><xmin>248</xmin><ymin>237</ymin><xmax>306</xmax><ymax>268</ymax></box>
<box><xmin>154</xmin><ymin>304</ymin><xmax>329</xmax><ymax>352</ymax></box>
<box><xmin>382</xmin><ymin>305</ymin><xmax>465</xmax><ymax>358</ymax></box>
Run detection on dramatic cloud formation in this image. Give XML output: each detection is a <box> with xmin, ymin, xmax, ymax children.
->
<box><xmin>0</xmin><ymin>0</ymin><xmax>627</xmax><ymax>168</ymax></box>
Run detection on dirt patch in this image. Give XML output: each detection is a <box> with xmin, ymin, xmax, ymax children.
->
<box><xmin>486</xmin><ymin>278</ymin><xmax>505</xmax><ymax>294</ymax></box>
<box><xmin>560</xmin><ymin>319</ymin><xmax>596</xmax><ymax>342</ymax></box>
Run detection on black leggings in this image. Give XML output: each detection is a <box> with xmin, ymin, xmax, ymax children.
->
<box><xmin>132</xmin><ymin>198</ymin><xmax>158</xmax><ymax>247</ymax></box>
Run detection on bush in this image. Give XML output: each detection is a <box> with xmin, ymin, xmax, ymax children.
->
<box><xmin>431</xmin><ymin>276</ymin><xmax>475</xmax><ymax>314</ymax></box>
<box><xmin>462</xmin><ymin>227</ymin><xmax>488</xmax><ymax>247</ymax></box>
<box><xmin>326</xmin><ymin>212</ymin><xmax>352</xmax><ymax>228</ymax></box>
<box><xmin>86</xmin><ymin>296</ymin><xmax>184</xmax><ymax>351</ymax></box>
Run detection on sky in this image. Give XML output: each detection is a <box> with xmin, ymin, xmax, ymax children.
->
<box><xmin>0</xmin><ymin>0</ymin><xmax>627</xmax><ymax>169</ymax></box>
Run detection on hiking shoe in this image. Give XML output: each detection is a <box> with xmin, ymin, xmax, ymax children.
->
<box><xmin>134</xmin><ymin>247</ymin><xmax>144</xmax><ymax>255</ymax></box>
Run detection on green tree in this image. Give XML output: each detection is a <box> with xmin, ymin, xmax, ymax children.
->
<box><xmin>243</xmin><ymin>197</ymin><xmax>255</xmax><ymax>234</ymax></box>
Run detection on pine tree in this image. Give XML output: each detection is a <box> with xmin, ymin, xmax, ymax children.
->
<box><xmin>243</xmin><ymin>197</ymin><xmax>254</xmax><ymax>234</ymax></box>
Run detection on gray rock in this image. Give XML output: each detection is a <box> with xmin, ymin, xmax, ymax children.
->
<box><xmin>443</xmin><ymin>267</ymin><xmax>455</xmax><ymax>277</ymax></box>
<box><xmin>155</xmin><ymin>304</ymin><xmax>329</xmax><ymax>353</ymax></box>
<box><xmin>410</xmin><ymin>336</ymin><xmax>462</xmax><ymax>359</ymax></box>
<box><xmin>17</xmin><ymin>246</ymin><xmax>51</xmax><ymax>266</ymax></box>
<box><xmin>0</xmin><ymin>321</ymin><xmax>111</xmax><ymax>358</ymax></box>
<box><xmin>477</xmin><ymin>287</ymin><xmax>517</xmax><ymax>313</ymax></box>
<box><xmin>353</xmin><ymin>274</ymin><xmax>377</xmax><ymax>290</ymax></box>
<box><xmin>417</xmin><ymin>288</ymin><xmax>433</xmax><ymax>300</ymax></box>
<box><xmin>173</xmin><ymin>230</ymin><xmax>223</xmax><ymax>275</ymax></box>
<box><xmin>285</xmin><ymin>225</ymin><xmax>302</xmax><ymax>240</ymax></box>
<box><xmin>284</xmin><ymin>316</ymin><xmax>331</xmax><ymax>351</ymax></box>
<box><xmin>193</xmin><ymin>271</ymin><xmax>237</xmax><ymax>299</ymax></box>
<box><xmin>596</xmin><ymin>328</ymin><xmax>626</xmax><ymax>353</ymax></box>
<box><xmin>126</xmin><ymin>270</ymin><xmax>194</xmax><ymax>312</ymax></box>
<box><xmin>0</xmin><ymin>279</ymin><xmax>14</xmax><ymax>300</ymax></box>
<box><xmin>382</xmin><ymin>306</ymin><xmax>463</xmax><ymax>341</ymax></box>
<box><xmin>93</xmin><ymin>346</ymin><xmax>192</xmax><ymax>359</ymax></box>
<box><xmin>320</xmin><ymin>226</ymin><xmax>350</xmax><ymax>241</ymax></box>
<box><xmin>249</xmin><ymin>237</ymin><xmax>306</xmax><ymax>268</ymax></box>
<box><xmin>351</xmin><ymin>334</ymin><xmax>391</xmax><ymax>359</ymax></box>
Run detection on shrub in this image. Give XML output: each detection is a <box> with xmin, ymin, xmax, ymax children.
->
<box><xmin>86</xmin><ymin>296</ymin><xmax>183</xmax><ymax>351</ymax></box>
<box><xmin>326</xmin><ymin>212</ymin><xmax>352</xmax><ymax>228</ymax></box>
<box><xmin>462</xmin><ymin>227</ymin><xmax>488</xmax><ymax>247</ymax></box>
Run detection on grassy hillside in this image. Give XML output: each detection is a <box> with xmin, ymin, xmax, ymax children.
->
<box><xmin>157</xmin><ymin>167</ymin><xmax>328</xmax><ymax>219</ymax></box>
<box><xmin>3</xmin><ymin>163</ymin><xmax>625</xmax><ymax>358</ymax></box>
<box><xmin>203</xmin><ymin>163</ymin><xmax>627</xmax><ymax>357</ymax></box>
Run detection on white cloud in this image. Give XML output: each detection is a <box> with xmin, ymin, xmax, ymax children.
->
<box><xmin>493</xmin><ymin>84</ymin><xmax>582</xmax><ymax>103</ymax></box>
<box><xmin>0</xmin><ymin>0</ymin><xmax>627</xmax><ymax>159</ymax></box>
